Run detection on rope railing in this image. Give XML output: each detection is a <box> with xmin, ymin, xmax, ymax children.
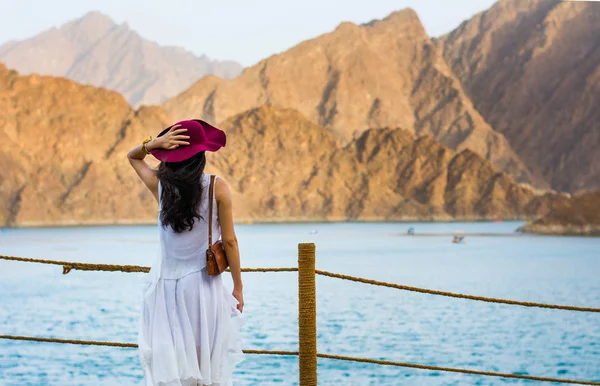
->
<box><xmin>0</xmin><ymin>255</ymin><xmax>297</xmax><ymax>274</ymax></box>
<box><xmin>1</xmin><ymin>249</ymin><xmax>599</xmax><ymax>385</ymax></box>
<box><xmin>317</xmin><ymin>353</ymin><xmax>600</xmax><ymax>385</ymax></box>
<box><xmin>1</xmin><ymin>255</ymin><xmax>598</xmax><ymax>312</ymax></box>
<box><xmin>315</xmin><ymin>270</ymin><xmax>600</xmax><ymax>312</ymax></box>
<box><xmin>0</xmin><ymin>335</ymin><xmax>298</xmax><ymax>356</ymax></box>
<box><xmin>0</xmin><ymin>334</ymin><xmax>598</xmax><ymax>385</ymax></box>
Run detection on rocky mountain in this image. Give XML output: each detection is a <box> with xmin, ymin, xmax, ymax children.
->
<box><xmin>0</xmin><ymin>63</ymin><xmax>171</xmax><ymax>225</ymax></box>
<box><xmin>0</xmin><ymin>12</ymin><xmax>242</xmax><ymax>107</ymax></box>
<box><xmin>163</xmin><ymin>9</ymin><xmax>540</xmax><ymax>187</ymax></box>
<box><xmin>519</xmin><ymin>191</ymin><xmax>600</xmax><ymax>235</ymax></box>
<box><xmin>213</xmin><ymin>106</ymin><xmax>567</xmax><ymax>221</ymax></box>
<box><xmin>438</xmin><ymin>0</ymin><xmax>600</xmax><ymax>193</ymax></box>
<box><xmin>0</xmin><ymin>65</ymin><xmax>567</xmax><ymax>226</ymax></box>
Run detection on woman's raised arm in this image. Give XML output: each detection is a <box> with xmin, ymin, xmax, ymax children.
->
<box><xmin>127</xmin><ymin>125</ymin><xmax>189</xmax><ymax>202</ymax></box>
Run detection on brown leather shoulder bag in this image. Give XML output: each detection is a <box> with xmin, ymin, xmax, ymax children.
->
<box><xmin>206</xmin><ymin>175</ymin><xmax>229</xmax><ymax>276</ymax></box>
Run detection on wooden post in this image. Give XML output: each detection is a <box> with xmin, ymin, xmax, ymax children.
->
<box><xmin>298</xmin><ymin>243</ymin><xmax>317</xmax><ymax>385</ymax></box>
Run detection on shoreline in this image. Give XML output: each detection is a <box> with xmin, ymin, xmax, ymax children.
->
<box><xmin>3</xmin><ymin>219</ymin><xmax>598</xmax><ymax>237</ymax></box>
<box><xmin>2</xmin><ymin>216</ymin><xmax>529</xmax><ymax>230</ymax></box>
<box><xmin>517</xmin><ymin>224</ymin><xmax>600</xmax><ymax>237</ymax></box>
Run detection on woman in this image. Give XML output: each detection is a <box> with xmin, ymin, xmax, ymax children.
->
<box><xmin>127</xmin><ymin>119</ymin><xmax>245</xmax><ymax>386</ymax></box>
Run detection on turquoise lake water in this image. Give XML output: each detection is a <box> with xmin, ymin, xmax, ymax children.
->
<box><xmin>1</xmin><ymin>222</ymin><xmax>599</xmax><ymax>385</ymax></box>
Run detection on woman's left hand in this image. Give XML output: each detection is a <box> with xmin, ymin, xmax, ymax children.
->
<box><xmin>151</xmin><ymin>124</ymin><xmax>190</xmax><ymax>150</ymax></box>
<box><xmin>232</xmin><ymin>288</ymin><xmax>244</xmax><ymax>313</ymax></box>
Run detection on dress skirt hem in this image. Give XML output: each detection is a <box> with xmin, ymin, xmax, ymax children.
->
<box><xmin>138</xmin><ymin>266</ymin><xmax>245</xmax><ymax>386</ymax></box>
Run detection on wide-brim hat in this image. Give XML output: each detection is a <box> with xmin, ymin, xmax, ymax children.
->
<box><xmin>150</xmin><ymin>119</ymin><xmax>226</xmax><ymax>163</ymax></box>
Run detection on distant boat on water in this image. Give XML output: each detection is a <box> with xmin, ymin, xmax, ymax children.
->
<box><xmin>453</xmin><ymin>236</ymin><xmax>466</xmax><ymax>244</ymax></box>
<box><xmin>453</xmin><ymin>230</ymin><xmax>466</xmax><ymax>244</ymax></box>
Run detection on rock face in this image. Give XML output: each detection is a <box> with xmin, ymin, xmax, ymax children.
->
<box><xmin>439</xmin><ymin>0</ymin><xmax>600</xmax><ymax>193</ymax></box>
<box><xmin>0</xmin><ymin>66</ymin><xmax>566</xmax><ymax>226</ymax></box>
<box><xmin>212</xmin><ymin>106</ymin><xmax>566</xmax><ymax>221</ymax></box>
<box><xmin>0</xmin><ymin>12</ymin><xmax>243</xmax><ymax>107</ymax></box>
<box><xmin>519</xmin><ymin>191</ymin><xmax>600</xmax><ymax>235</ymax></box>
<box><xmin>163</xmin><ymin>9</ymin><xmax>538</xmax><ymax>187</ymax></box>
<box><xmin>0</xmin><ymin>63</ymin><xmax>172</xmax><ymax>226</ymax></box>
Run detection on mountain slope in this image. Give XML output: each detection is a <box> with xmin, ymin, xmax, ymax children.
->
<box><xmin>207</xmin><ymin>105</ymin><xmax>566</xmax><ymax>221</ymax></box>
<box><xmin>0</xmin><ymin>12</ymin><xmax>242</xmax><ymax>106</ymax></box>
<box><xmin>0</xmin><ymin>67</ymin><xmax>567</xmax><ymax>226</ymax></box>
<box><xmin>163</xmin><ymin>9</ymin><xmax>539</xmax><ymax>186</ymax></box>
<box><xmin>438</xmin><ymin>0</ymin><xmax>600</xmax><ymax>192</ymax></box>
<box><xmin>0</xmin><ymin>63</ymin><xmax>172</xmax><ymax>225</ymax></box>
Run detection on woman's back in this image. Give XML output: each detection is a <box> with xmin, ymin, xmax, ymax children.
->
<box><xmin>129</xmin><ymin>119</ymin><xmax>244</xmax><ymax>385</ymax></box>
<box><xmin>158</xmin><ymin>173</ymin><xmax>222</xmax><ymax>279</ymax></box>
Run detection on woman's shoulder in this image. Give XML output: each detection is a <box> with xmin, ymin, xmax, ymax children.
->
<box><xmin>204</xmin><ymin>173</ymin><xmax>226</xmax><ymax>185</ymax></box>
<box><xmin>204</xmin><ymin>173</ymin><xmax>226</xmax><ymax>182</ymax></box>
<box><xmin>213</xmin><ymin>175</ymin><xmax>232</xmax><ymax>201</ymax></box>
<box><xmin>203</xmin><ymin>173</ymin><xmax>230</xmax><ymax>193</ymax></box>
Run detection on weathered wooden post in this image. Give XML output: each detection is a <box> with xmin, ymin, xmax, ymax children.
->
<box><xmin>298</xmin><ymin>243</ymin><xmax>317</xmax><ymax>385</ymax></box>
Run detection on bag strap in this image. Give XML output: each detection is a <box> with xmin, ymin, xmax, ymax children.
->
<box><xmin>208</xmin><ymin>174</ymin><xmax>215</xmax><ymax>246</ymax></box>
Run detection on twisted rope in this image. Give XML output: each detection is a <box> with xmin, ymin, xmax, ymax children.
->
<box><xmin>0</xmin><ymin>255</ymin><xmax>296</xmax><ymax>274</ymax></box>
<box><xmin>2</xmin><ymin>255</ymin><xmax>599</xmax><ymax>312</ymax></box>
<box><xmin>317</xmin><ymin>353</ymin><xmax>600</xmax><ymax>385</ymax></box>
<box><xmin>0</xmin><ymin>335</ymin><xmax>138</xmax><ymax>348</ymax></box>
<box><xmin>1</xmin><ymin>335</ymin><xmax>597</xmax><ymax>385</ymax></box>
<box><xmin>315</xmin><ymin>270</ymin><xmax>600</xmax><ymax>312</ymax></box>
<box><xmin>0</xmin><ymin>335</ymin><xmax>297</xmax><ymax>356</ymax></box>
<box><xmin>2</xmin><ymin>255</ymin><xmax>598</xmax><ymax>312</ymax></box>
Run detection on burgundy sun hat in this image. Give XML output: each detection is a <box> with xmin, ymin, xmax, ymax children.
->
<box><xmin>150</xmin><ymin>119</ymin><xmax>226</xmax><ymax>163</ymax></box>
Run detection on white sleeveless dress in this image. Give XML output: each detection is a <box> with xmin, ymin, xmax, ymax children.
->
<box><xmin>138</xmin><ymin>174</ymin><xmax>245</xmax><ymax>386</ymax></box>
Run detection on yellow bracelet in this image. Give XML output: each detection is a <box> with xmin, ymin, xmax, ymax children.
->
<box><xmin>142</xmin><ymin>136</ymin><xmax>152</xmax><ymax>155</ymax></box>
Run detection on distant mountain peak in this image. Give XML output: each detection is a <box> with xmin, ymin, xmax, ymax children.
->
<box><xmin>0</xmin><ymin>11</ymin><xmax>243</xmax><ymax>106</ymax></box>
<box><xmin>382</xmin><ymin>8</ymin><xmax>420</xmax><ymax>23</ymax></box>
<box><xmin>78</xmin><ymin>10</ymin><xmax>116</xmax><ymax>23</ymax></box>
<box><xmin>334</xmin><ymin>21</ymin><xmax>358</xmax><ymax>32</ymax></box>
<box><xmin>64</xmin><ymin>10</ymin><xmax>117</xmax><ymax>32</ymax></box>
<box><xmin>360</xmin><ymin>8</ymin><xmax>426</xmax><ymax>39</ymax></box>
<box><xmin>363</xmin><ymin>8</ymin><xmax>421</xmax><ymax>28</ymax></box>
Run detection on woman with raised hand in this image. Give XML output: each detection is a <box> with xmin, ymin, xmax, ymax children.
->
<box><xmin>127</xmin><ymin>120</ymin><xmax>245</xmax><ymax>386</ymax></box>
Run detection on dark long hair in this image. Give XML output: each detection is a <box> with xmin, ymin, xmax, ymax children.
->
<box><xmin>157</xmin><ymin>151</ymin><xmax>206</xmax><ymax>233</ymax></box>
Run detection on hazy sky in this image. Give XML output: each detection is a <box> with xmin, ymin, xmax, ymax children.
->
<box><xmin>0</xmin><ymin>0</ymin><xmax>499</xmax><ymax>66</ymax></box>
